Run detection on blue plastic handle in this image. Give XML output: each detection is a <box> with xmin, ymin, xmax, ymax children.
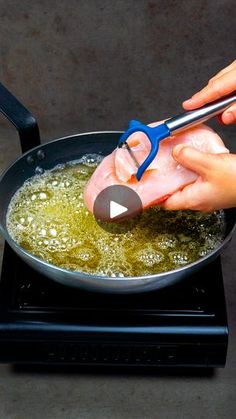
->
<box><xmin>118</xmin><ymin>120</ymin><xmax>170</xmax><ymax>180</ymax></box>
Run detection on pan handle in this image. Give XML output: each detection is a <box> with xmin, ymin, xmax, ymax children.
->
<box><xmin>0</xmin><ymin>82</ymin><xmax>41</xmax><ymax>153</ymax></box>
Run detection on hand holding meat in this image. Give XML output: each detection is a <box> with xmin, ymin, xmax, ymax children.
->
<box><xmin>84</xmin><ymin>123</ymin><xmax>229</xmax><ymax>215</ymax></box>
<box><xmin>163</xmin><ymin>60</ymin><xmax>236</xmax><ymax>211</ymax></box>
<box><xmin>161</xmin><ymin>145</ymin><xmax>236</xmax><ymax>211</ymax></box>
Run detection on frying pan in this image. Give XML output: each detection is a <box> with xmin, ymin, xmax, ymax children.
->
<box><xmin>0</xmin><ymin>82</ymin><xmax>235</xmax><ymax>294</ymax></box>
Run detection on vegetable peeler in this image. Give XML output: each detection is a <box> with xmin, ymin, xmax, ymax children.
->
<box><xmin>118</xmin><ymin>93</ymin><xmax>236</xmax><ymax>180</ymax></box>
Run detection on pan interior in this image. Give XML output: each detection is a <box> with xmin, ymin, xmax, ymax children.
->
<box><xmin>0</xmin><ymin>132</ymin><xmax>119</xmax><ymax>230</ymax></box>
<box><xmin>5</xmin><ymin>148</ymin><xmax>228</xmax><ymax>278</ymax></box>
<box><xmin>1</xmin><ymin>132</ymin><xmax>236</xmax><ymax>288</ymax></box>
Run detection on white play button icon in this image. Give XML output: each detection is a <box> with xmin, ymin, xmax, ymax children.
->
<box><xmin>110</xmin><ymin>200</ymin><xmax>128</xmax><ymax>219</ymax></box>
<box><xmin>93</xmin><ymin>185</ymin><xmax>143</xmax><ymax>233</ymax></box>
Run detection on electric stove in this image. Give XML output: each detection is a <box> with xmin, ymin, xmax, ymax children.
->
<box><xmin>0</xmin><ymin>243</ymin><xmax>228</xmax><ymax>368</ymax></box>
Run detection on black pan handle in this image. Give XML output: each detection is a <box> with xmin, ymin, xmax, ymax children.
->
<box><xmin>0</xmin><ymin>82</ymin><xmax>41</xmax><ymax>153</ymax></box>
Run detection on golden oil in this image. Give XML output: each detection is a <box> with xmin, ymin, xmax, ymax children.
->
<box><xmin>6</xmin><ymin>155</ymin><xmax>226</xmax><ymax>277</ymax></box>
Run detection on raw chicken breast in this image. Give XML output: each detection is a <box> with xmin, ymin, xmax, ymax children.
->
<box><xmin>84</xmin><ymin>123</ymin><xmax>228</xmax><ymax>213</ymax></box>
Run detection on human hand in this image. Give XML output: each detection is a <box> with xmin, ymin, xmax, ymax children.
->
<box><xmin>183</xmin><ymin>60</ymin><xmax>236</xmax><ymax>124</ymax></box>
<box><xmin>160</xmin><ymin>144</ymin><xmax>236</xmax><ymax>212</ymax></box>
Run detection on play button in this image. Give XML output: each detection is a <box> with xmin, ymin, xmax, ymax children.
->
<box><xmin>93</xmin><ymin>185</ymin><xmax>143</xmax><ymax>233</ymax></box>
<box><xmin>110</xmin><ymin>201</ymin><xmax>128</xmax><ymax>219</ymax></box>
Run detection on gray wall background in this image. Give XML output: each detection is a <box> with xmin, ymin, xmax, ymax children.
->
<box><xmin>0</xmin><ymin>0</ymin><xmax>235</xmax><ymax>145</ymax></box>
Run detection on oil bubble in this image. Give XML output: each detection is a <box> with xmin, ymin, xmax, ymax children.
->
<box><xmin>36</xmin><ymin>150</ymin><xmax>45</xmax><ymax>160</ymax></box>
<box><xmin>26</xmin><ymin>155</ymin><xmax>34</xmax><ymax>165</ymax></box>
<box><xmin>156</xmin><ymin>234</ymin><xmax>178</xmax><ymax>249</ymax></box>
<box><xmin>80</xmin><ymin>154</ymin><xmax>103</xmax><ymax>167</ymax></box>
<box><xmin>134</xmin><ymin>246</ymin><xmax>164</xmax><ymax>267</ymax></box>
<box><xmin>6</xmin><ymin>157</ymin><xmax>226</xmax><ymax>277</ymax></box>
<box><xmin>35</xmin><ymin>166</ymin><xmax>44</xmax><ymax>175</ymax></box>
<box><xmin>169</xmin><ymin>251</ymin><xmax>191</xmax><ymax>266</ymax></box>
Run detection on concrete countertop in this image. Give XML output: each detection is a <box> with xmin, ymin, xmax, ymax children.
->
<box><xmin>0</xmin><ymin>126</ymin><xmax>236</xmax><ymax>419</ymax></box>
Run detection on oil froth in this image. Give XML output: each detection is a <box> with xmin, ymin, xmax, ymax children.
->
<box><xmin>6</xmin><ymin>155</ymin><xmax>226</xmax><ymax>277</ymax></box>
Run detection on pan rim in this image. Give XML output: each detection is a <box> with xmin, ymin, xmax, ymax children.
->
<box><xmin>0</xmin><ymin>130</ymin><xmax>235</xmax><ymax>283</ymax></box>
<box><xmin>0</xmin><ymin>130</ymin><xmax>123</xmax><ymax>186</ymax></box>
<box><xmin>2</xmin><ymin>220</ymin><xmax>235</xmax><ymax>283</ymax></box>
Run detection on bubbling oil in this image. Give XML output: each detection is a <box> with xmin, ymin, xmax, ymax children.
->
<box><xmin>6</xmin><ymin>155</ymin><xmax>226</xmax><ymax>277</ymax></box>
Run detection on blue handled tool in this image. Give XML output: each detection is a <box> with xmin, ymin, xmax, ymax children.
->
<box><xmin>118</xmin><ymin>93</ymin><xmax>236</xmax><ymax>181</ymax></box>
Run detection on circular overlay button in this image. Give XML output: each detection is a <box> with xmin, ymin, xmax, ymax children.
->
<box><xmin>93</xmin><ymin>185</ymin><xmax>143</xmax><ymax>234</ymax></box>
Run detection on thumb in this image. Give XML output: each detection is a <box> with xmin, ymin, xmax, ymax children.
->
<box><xmin>172</xmin><ymin>144</ymin><xmax>218</xmax><ymax>177</ymax></box>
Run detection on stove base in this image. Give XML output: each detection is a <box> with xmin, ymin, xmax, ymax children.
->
<box><xmin>0</xmin><ymin>243</ymin><xmax>228</xmax><ymax>368</ymax></box>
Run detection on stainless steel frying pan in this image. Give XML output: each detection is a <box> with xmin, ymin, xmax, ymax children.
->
<box><xmin>0</xmin><ymin>82</ymin><xmax>235</xmax><ymax>293</ymax></box>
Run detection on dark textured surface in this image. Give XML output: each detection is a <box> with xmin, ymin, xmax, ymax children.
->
<box><xmin>0</xmin><ymin>0</ymin><xmax>236</xmax><ymax>418</ymax></box>
<box><xmin>0</xmin><ymin>0</ymin><xmax>235</xmax><ymax>141</ymax></box>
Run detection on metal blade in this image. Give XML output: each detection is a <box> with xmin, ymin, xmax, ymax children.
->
<box><xmin>118</xmin><ymin>142</ymin><xmax>140</xmax><ymax>169</ymax></box>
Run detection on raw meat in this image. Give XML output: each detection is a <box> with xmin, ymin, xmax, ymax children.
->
<box><xmin>84</xmin><ymin>122</ymin><xmax>228</xmax><ymax>213</ymax></box>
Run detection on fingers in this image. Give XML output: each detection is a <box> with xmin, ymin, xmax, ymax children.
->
<box><xmin>183</xmin><ymin>69</ymin><xmax>236</xmax><ymax>108</ymax></box>
<box><xmin>160</xmin><ymin>181</ymin><xmax>212</xmax><ymax>211</ymax></box>
<box><xmin>172</xmin><ymin>144</ymin><xmax>218</xmax><ymax>177</ymax></box>
<box><xmin>209</xmin><ymin>60</ymin><xmax>236</xmax><ymax>82</ymax></box>
<box><xmin>182</xmin><ymin>60</ymin><xmax>236</xmax><ymax>110</ymax></box>
<box><xmin>162</xmin><ymin>150</ymin><xmax>236</xmax><ymax>212</ymax></box>
<box><xmin>221</xmin><ymin>103</ymin><xmax>236</xmax><ymax>124</ymax></box>
<box><xmin>160</xmin><ymin>186</ymin><xmax>196</xmax><ymax>211</ymax></box>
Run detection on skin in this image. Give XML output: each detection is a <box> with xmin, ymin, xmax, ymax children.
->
<box><xmin>161</xmin><ymin>60</ymin><xmax>236</xmax><ymax>211</ymax></box>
